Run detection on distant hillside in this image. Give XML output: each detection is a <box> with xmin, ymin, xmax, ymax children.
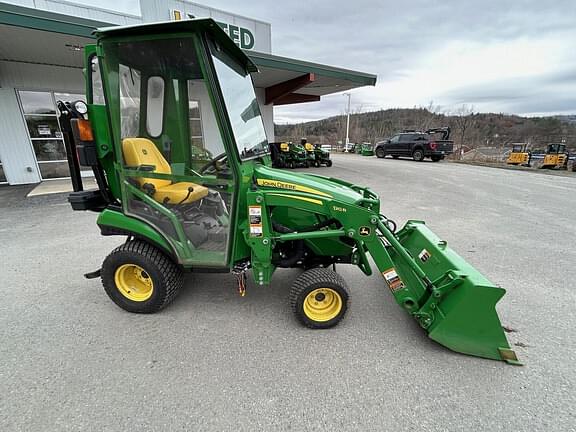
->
<box><xmin>275</xmin><ymin>108</ymin><xmax>576</xmax><ymax>152</ymax></box>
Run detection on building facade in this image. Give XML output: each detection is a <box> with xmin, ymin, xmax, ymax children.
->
<box><xmin>0</xmin><ymin>0</ymin><xmax>375</xmax><ymax>185</ymax></box>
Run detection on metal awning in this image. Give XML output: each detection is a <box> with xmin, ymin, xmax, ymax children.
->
<box><xmin>249</xmin><ymin>51</ymin><xmax>376</xmax><ymax>105</ymax></box>
<box><xmin>0</xmin><ymin>2</ymin><xmax>376</xmax><ymax>104</ymax></box>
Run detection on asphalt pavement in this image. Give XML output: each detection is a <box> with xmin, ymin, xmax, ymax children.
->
<box><xmin>1</xmin><ymin>154</ymin><xmax>575</xmax><ymax>431</ymax></box>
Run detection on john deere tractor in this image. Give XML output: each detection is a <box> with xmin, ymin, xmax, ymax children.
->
<box><xmin>302</xmin><ymin>138</ymin><xmax>332</xmax><ymax>167</ymax></box>
<box><xmin>269</xmin><ymin>142</ymin><xmax>308</xmax><ymax>168</ymax></box>
<box><xmin>61</xmin><ymin>19</ymin><xmax>519</xmax><ymax>364</ymax></box>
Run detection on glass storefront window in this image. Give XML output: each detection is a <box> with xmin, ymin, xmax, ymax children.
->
<box><xmin>37</xmin><ymin>162</ymin><xmax>71</xmax><ymax>179</ymax></box>
<box><xmin>32</xmin><ymin>140</ymin><xmax>67</xmax><ymax>161</ymax></box>
<box><xmin>18</xmin><ymin>90</ymin><xmax>86</xmax><ymax>180</ymax></box>
<box><xmin>25</xmin><ymin>116</ymin><xmax>61</xmax><ymax>139</ymax></box>
<box><xmin>19</xmin><ymin>91</ymin><xmax>56</xmax><ymax>115</ymax></box>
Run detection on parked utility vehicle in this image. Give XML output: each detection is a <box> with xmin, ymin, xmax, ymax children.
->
<box><xmin>61</xmin><ymin>19</ymin><xmax>518</xmax><ymax>364</ymax></box>
<box><xmin>375</xmin><ymin>128</ymin><xmax>453</xmax><ymax>161</ymax></box>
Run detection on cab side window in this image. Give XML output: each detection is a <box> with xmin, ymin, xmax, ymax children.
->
<box><xmin>119</xmin><ymin>64</ymin><xmax>141</xmax><ymax>139</ymax></box>
<box><xmin>90</xmin><ymin>55</ymin><xmax>106</xmax><ymax>105</ymax></box>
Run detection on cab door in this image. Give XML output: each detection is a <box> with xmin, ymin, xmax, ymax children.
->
<box><xmin>101</xmin><ymin>36</ymin><xmax>236</xmax><ymax>268</ymax></box>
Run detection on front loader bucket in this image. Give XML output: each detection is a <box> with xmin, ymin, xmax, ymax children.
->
<box><xmin>383</xmin><ymin>220</ymin><xmax>520</xmax><ymax>364</ymax></box>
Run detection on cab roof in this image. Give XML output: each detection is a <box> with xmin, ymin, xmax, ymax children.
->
<box><xmin>94</xmin><ymin>18</ymin><xmax>258</xmax><ymax>73</ymax></box>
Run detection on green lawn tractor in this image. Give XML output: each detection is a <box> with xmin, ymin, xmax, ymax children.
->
<box><xmin>61</xmin><ymin>19</ymin><xmax>519</xmax><ymax>365</ymax></box>
<box><xmin>302</xmin><ymin>139</ymin><xmax>332</xmax><ymax>167</ymax></box>
<box><xmin>290</xmin><ymin>141</ymin><xmax>310</xmax><ymax>168</ymax></box>
<box><xmin>361</xmin><ymin>142</ymin><xmax>375</xmax><ymax>156</ymax></box>
<box><xmin>269</xmin><ymin>142</ymin><xmax>307</xmax><ymax>168</ymax></box>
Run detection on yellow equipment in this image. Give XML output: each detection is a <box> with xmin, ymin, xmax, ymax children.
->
<box><xmin>541</xmin><ymin>143</ymin><xmax>568</xmax><ymax>169</ymax></box>
<box><xmin>506</xmin><ymin>143</ymin><xmax>531</xmax><ymax>166</ymax></box>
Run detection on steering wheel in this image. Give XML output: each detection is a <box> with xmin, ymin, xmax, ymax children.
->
<box><xmin>199</xmin><ymin>152</ymin><xmax>228</xmax><ymax>175</ymax></box>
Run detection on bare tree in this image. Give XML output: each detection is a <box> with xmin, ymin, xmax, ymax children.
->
<box><xmin>452</xmin><ymin>104</ymin><xmax>474</xmax><ymax>159</ymax></box>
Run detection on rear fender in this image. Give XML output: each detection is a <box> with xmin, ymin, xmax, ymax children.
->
<box><xmin>97</xmin><ymin>208</ymin><xmax>179</xmax><ymax>262</ymax></box>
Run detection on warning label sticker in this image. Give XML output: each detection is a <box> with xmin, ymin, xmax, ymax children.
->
<box><xmin>249</xmin><ymin>205</ymin><xmax>262</xmax><ymax>225</ymax></box>
<box><xmin>250</xmin><ymin>225</ymin><xmax>263</xmax><ymax>237</ymax></box>
<box><xmin>249</xmin><ymin>206</ymin><xmax>263</xmax><ymax>236</ymax></box>
<box><xmin>382</xmin><ymin>268</ymin><xmax>405</xmax><ymax>292</ymax></box>
<box><xmin>418</xmin><ymin>249</ymin><xmax>431</xmax><ymax>262</ymax></box>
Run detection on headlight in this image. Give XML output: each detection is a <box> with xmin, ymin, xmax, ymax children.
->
<box><xmin>74</xmin><ymin>100</ymin><xmax>88</xmax><ymax>115</ymax></box>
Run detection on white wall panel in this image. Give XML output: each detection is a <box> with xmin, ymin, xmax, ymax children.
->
<box><xmin>6</xmin><ymin>0</ymin><xmax>142</xmax><ymax>25</ymax></box>
<box><xmin>0</xmin><ymin>88</ymin><xmax>41</xmax><ymax>184</ymax></box>
<box><xmin>0</xmin><ymin>61</ymin><xmax>84</xmax><ymax>92</ymax></box>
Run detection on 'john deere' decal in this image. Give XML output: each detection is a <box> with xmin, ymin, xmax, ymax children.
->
<box><xmin>359</xmin><ymin>226</ymin><xmax>371</xmax><ymax>236</ymax></box>
<box><xmin>256</xmin><ymin>179</ymin><xmax>332</xmax><ymax>198</ymax></box>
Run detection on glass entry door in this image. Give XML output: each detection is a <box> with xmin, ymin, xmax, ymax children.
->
<box><xmin>0</xmin><ymin>156</ymin><xmax>6</xmax><ymax>183</ymax></box>
<box><xmin>18</xmin><ymin>90</ymin><xmax>87</xmax><ymax>180</ymax></box>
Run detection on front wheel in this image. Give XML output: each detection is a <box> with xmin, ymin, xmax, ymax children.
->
<box><xmin>375</xmin><ymin>148</ymin><xmax>386</xmax><ymax>158</ymax></box>
<box><xmin>101</xmin><ymin>240</ymin><xmax>183</xmax><ymax>313</ymax></box>
<box><xmin>412</xmin><ymin>149</ymin><xmax>425</xmax><ymax>162</ymax></box>
<box><xmin>289</xmin><ymin>268</ymin><xmax>349</xmax><ymax>329</ymax></box>
<box><xmin>325</xmin><ymin>159</ymin><xmax>333</xmax><ymax>167</ymax></box>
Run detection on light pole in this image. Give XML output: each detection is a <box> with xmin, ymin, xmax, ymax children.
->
<box><xmin>343</xmin><ymin>92</ymin><xmax>351</xmax><ymax>150</ymax></box>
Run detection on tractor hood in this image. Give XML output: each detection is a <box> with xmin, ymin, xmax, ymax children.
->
<box><xmin>254</xmin><ymin>165</ymin><xmax>380</xmax><ymax>209</ymax></box>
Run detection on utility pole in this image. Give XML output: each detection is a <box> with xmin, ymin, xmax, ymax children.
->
<box><xmin>344</xmin><ymin>93</ymin><xmax>351</xmax><ymax>149</ymax></box>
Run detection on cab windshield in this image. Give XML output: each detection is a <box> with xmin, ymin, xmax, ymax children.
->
<box><xmin>210</xmin><ymin>42</ymin><xmax>269</xmax><ymax>160</ymax></box>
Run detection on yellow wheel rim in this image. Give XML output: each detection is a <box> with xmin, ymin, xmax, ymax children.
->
<box><xmin>303</xmin><ymin>288</ymin><xmax>342</xmax><ymax>322</ymax></box>
<box><xmin>114</xmin><ymin>264</ymin><xmax>154</xmax><ymax>302</ymax></box>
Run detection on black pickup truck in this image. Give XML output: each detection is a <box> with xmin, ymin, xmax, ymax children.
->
<box><xmin>375</xmin><ymin>127</ymin><xmax>454</xmax><ymax>162</ymax></box>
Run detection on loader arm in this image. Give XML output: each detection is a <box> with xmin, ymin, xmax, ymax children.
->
<box><xmin>245</xmin><ymin>167</ymin><xmax>519</xmax><ymax>364</ymax></box>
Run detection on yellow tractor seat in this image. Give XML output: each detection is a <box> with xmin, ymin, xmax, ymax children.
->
<box><xmin>122</xmin><ymin>138</ymin><xmax>208</xmax><ymax>205</ymax></box>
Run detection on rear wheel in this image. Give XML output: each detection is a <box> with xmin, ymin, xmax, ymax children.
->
<box><xmin>288</xmin><ymin>161</ymin><xmax>295</xmax><ymax>169</ymax></box>
<box><xmin>289</xmin><ymin>268</ymin><xmax>349</xmax><ymax>329</ymax></box>
<box><xmin>375</xmin><ymin>147</ymin><xmax>386</xmax><ymax>158</ymax></box>
<box><xmin>326</xmin><ymin>160</ymin><xmax>333</xmax><ymax>167</ymax></box>
<box><xmin>101</xmin><ymin>240</ymin><xmax>183</xmax><ymax>313</ymax></box>
<box><xmin>412</xmin><ymin>149</ymin><xmax>425</xmax><ymax>162</ymax></box>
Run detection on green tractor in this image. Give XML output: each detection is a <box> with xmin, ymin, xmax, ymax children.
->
<box><xmin>290</xmin><ymin>141</ymin><xmax>310</xmax><ymax>168</ymax></box>
<box><xmin>62</xmin><ymin>19</ymin><xmax>519</xmax><ymax>364</ymax></box>
<box><xmin>269</xmin><ymin>142</ymin><xmax>308</xmax><ymax>168</ymax></box>
<box><xmin>361</xmin><ymin>142</ymin><xmax>375</xmax><ymax>156</ymax></box>
<box><xmin>302</xmin><ymin>139</ymin><xmax>332</xmax><ymax>167</ymax></box>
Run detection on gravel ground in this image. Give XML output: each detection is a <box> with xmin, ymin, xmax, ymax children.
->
<box><xmin>1</xmin><ymin>154</ymin><xmax>575</xmax><ymax>431</ymax></box>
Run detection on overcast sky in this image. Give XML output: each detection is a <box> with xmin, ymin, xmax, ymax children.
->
<box><xmin>90</xmin><ymin>0</ymin><xmax>576</xmax><ymax>123</ymax></box>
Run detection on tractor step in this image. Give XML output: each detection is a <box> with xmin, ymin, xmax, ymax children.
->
<box><xmin>84</xmin><ymin>269</ymin><xmax>102</xmax><ymax>279</ymax></box>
